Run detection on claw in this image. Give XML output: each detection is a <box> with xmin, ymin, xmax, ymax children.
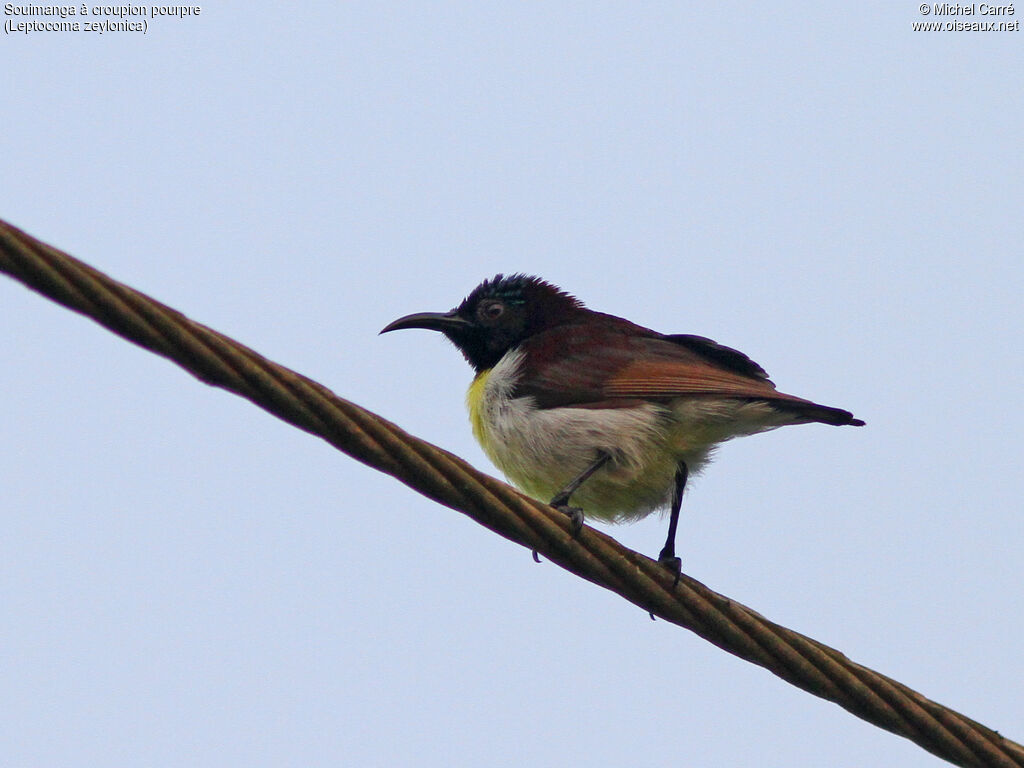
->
<box><xmin>552</xmin><ymin>503</ymin><xmax>585</xmax><ymax>537</ymax></box>
<box><xmin>658</xmin><ymin>554</ymin><xmax>682</xmax><ymax>588</ymax></box>
<box><xmin>546</xmin><ymin>452</ymin><xmax>609</xmax><ymax>536</ymax></box>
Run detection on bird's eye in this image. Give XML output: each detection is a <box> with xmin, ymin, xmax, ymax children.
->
<box><xmin>479</xmin><ymin>300</ymin><xmax>505</xmax><ymax>321</ymax></box>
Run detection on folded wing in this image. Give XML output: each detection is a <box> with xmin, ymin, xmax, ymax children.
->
<box><xmin>513</xmin><ymin>320</ymin><xmax>863</xmax><ymax>426</ymax></box>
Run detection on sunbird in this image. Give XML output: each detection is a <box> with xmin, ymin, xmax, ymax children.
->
<box><xmin>382</xmin><ymin>274</ymin><xmax>863</xmax><ymax>576</ymax></box>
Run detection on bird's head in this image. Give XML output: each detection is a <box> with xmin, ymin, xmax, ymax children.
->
<box><xmin>381</xmin><ymin>274</ymin><xmax>583</xmax><ymax>371</ymax></box>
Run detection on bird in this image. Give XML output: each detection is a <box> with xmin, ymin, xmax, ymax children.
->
<box><xmin>381</xmin><ymin>274</ymin><xmax>864</xmax><ymax>578</ymax></box>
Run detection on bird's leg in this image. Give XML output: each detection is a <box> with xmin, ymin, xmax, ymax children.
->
<box><xmin>548</xmin><ymin>450</ymin><xmax>611</xmax><ymax>537</ymax></box>
<box><xmin>658</xmin><ymin>462</ymin><xmax>688</xmax><ymax>587</ymax></box>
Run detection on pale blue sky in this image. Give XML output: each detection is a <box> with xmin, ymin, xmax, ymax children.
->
<box><xmin>2</xmin><ymin>3</ymin><xmax>1021</xmax><ymax>766</ymax></box>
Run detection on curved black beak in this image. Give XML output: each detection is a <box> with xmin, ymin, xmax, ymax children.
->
<box><xmin>380</xmin><ymin>310</ymin><xmax>472</xmax><ymax>335</ymax></box>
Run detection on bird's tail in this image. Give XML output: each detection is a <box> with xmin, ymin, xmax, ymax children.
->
<box><xmin>772</xmin><ymin>399</ymin><xmax>865</xmax><ymax>427</ymax></box>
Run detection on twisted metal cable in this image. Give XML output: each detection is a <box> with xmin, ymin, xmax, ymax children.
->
<box><xmin>1</xmin><ymin>218</ymin><xmax>1020</xmax><ymax>768</ymax></box>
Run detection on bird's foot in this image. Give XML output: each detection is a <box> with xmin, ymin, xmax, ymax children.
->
<box><xmin>658</xmin><ymin>550</ymin><xmax>682</xmax><ymax>588</ymax></box>
<box><xmin>551</xmin><ymin>503</ymin><xmax>585</xmax><ymax>537</ymax></box>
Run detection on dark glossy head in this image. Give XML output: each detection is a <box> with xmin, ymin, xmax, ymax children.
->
<box><xmin>380</xmin><ymin>274</ymin><xmax>584</xmax><ymax>371</ymax></box>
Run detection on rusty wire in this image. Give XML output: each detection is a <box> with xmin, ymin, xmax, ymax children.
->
<box><xmin>1</xmin><ymin>217</ymin><xmax>1021</xmax><ymax>768</ymax></box>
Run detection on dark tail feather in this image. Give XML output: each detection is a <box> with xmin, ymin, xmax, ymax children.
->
<box><xmin>773</xmin><ymin>399</ymin><xmax>865</xmax><ymax>427</ymax></box>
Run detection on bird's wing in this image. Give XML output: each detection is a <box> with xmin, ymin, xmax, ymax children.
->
<box><xmin>513</xmin><ymin>322</ymin><xmax>862</xmax><ymax>426</ymax></box>
<box><xmin>513</xmin><ymin>322</ymin><xmax>782</xmax><ymax>406</ymax></box>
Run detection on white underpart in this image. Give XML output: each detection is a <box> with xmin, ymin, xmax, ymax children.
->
<box><xmin>471</xmin><ymin>349</ymin><xmax>802</xmax><ymax>523</ymax></box>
